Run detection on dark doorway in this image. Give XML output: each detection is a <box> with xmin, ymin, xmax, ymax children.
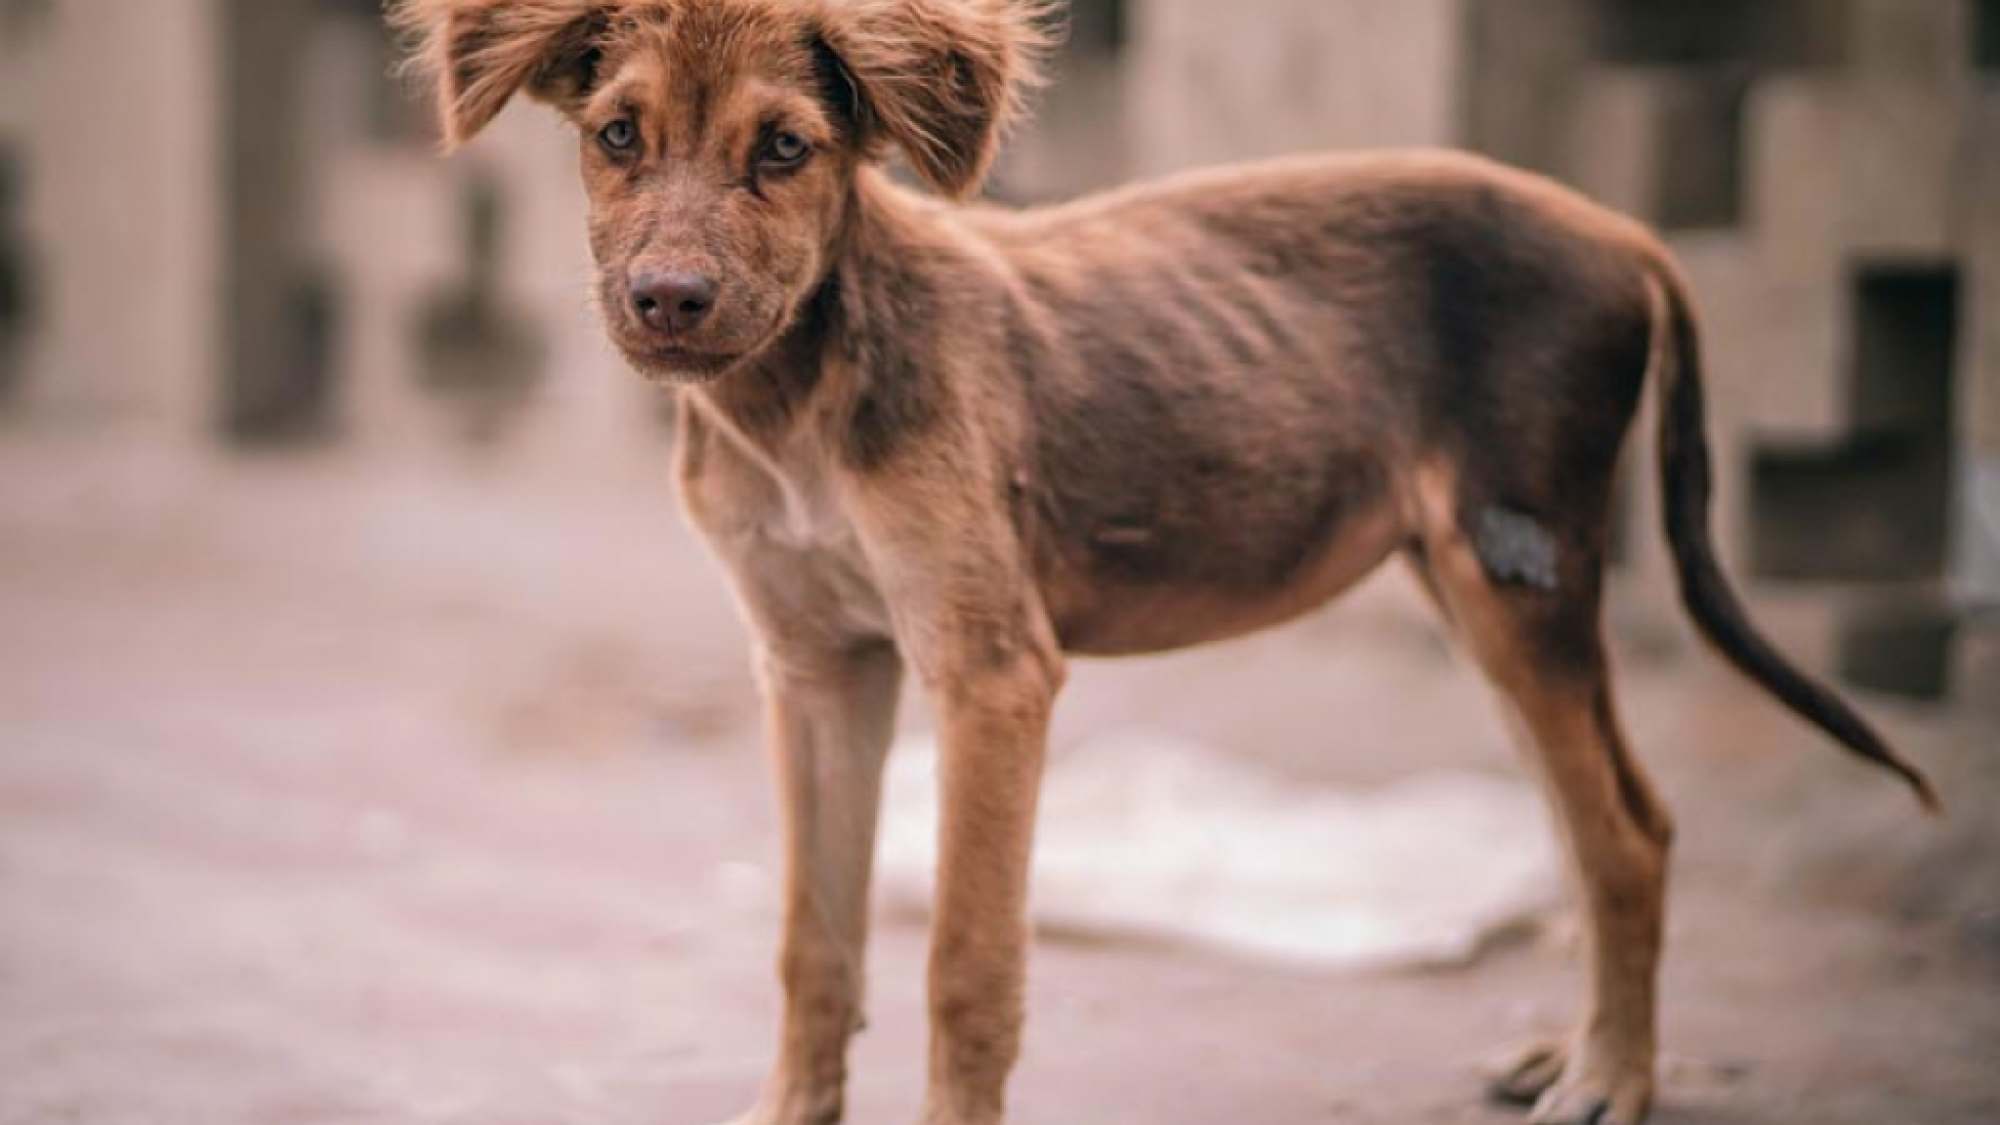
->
<box><xmin>1750</xmin><ymin>264</ymin><xmax>1958</xmax><ymax>582</ymax></box>
<box><xmin>1653</xmin><ymin>74</ymin><xmax>1747</xmax><ymax>230</ymax></box>
<box><xmin>222</xmin><ymin>0</ymin><xmax>339</xmax><ymax>441</ymax></box>
<box><xmin>1978</xmin><ymin>0</ymin><xmax>2000</xmax><ymax>71</ymax></box>
<box><xmin>0</xmin><ymin>140</ymin><xmax>34</xmax><ymax>403</ymax></box>
<box><xmin>1068</xmin><ymin>0</ymin><xmax>1127</xmax><ymax>55</ymax></box>
<box><xmin>1593</xmin><ymin>0</ymin><xmax>1847</xmax><ymax>69</ymax></box>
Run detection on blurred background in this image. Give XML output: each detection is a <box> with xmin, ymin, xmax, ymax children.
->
<box><xmin>1</xmin><ymin>2</ymin><xmax>1997</xmax><ymax>1123</ymax></box>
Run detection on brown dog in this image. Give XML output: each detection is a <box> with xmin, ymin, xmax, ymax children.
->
<box><xmin>392</xmin><ymin>2</ymin><xmax>1937</xmax><ymax>1123</ymax></box>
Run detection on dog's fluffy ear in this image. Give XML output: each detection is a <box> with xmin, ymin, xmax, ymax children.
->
<box><xmin>818</xmin><ymin>0</ymin><xmax>1052</xmax><ymax>198</ymax></box>
<box><xmin>389</xmin><ymin>0</ymin><xmax>610</xmax><ymax>148</ymax></box>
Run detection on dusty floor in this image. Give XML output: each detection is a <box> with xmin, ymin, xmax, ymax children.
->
<box><xmin>2</xmin><ymin>430</ymin><xmax>1996</xmax><ymax>1124</ymax></box>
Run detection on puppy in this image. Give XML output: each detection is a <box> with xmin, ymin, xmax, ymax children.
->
<box><xmin>392</xmin><ymin>3</ymin><xmax>1936</xmax><ymax>1123</ymax></box>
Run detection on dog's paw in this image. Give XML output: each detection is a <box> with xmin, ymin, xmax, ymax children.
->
<box><xmin>711</xmin><ymin>1112</ymin><xmax>839</xmax><ymax>1125</ymax></box>
<box><xmin>710</xmin><ymin>1096</ymin><xmax>842</xmax><ymax>1125</ymax></box>
<box><xmin>1484</xmin><ymin>1038</ymin><xmax>1653</xmax><ymax>1125</ymax></box>
<box><xmin>917</xmin><ymin>1112</ymin><xmax>1002</xmax><ymax>1125</ymax></box>
<box><xmin>1485</xmin><ymin>1039</ymin><xmax>1567</xmax><ymax>1106</ymax></box>
<box><xmin>1527</xmin><ymin>1067</ymin><xmax>1651</xmax><ymax>1125</ymax></box>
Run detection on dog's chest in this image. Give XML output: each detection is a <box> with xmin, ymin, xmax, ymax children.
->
<box><xmin>677</xmin><ymin>414</ymin><xmax>894</xmax><ymax>645</ymax></box>
<box><xmin>734</xmin><ymin>517</ymin><xmax>892</xmax><ymax>644</ymax></box>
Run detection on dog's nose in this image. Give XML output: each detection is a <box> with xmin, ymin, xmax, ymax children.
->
<box><xmin>630</xmin><ymin>270</ymin><xmax>718</xmax><ymax>335</ymax></box>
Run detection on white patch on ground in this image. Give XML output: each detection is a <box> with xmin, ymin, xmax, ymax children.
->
<box><xmin>879</xmin><ymin>730</ymin><xmax>1563</xmax><ymax>971</ymax></box>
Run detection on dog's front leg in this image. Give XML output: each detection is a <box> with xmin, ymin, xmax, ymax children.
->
<box><xmin>919</xmin><ymin>640</ymin><xmax>1059</xmax><ymax>1125</ymax></box>
<box><xmin>833</xmin><ymin>432</ymin><xmax>1065</xmax><ymax>1124</ymax></box>
<box><xmin>734</xmin><ymin>641</ymin><xmax>903</xmax><ymax>1125</ymax></box>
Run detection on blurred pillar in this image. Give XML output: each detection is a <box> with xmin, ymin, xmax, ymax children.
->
<box><xmin>222</xmin><ymin>0</ymin><xmax>335</xmax><ymax>441</ymax></box>
<box><xmin>1458</xmin><ymin>0</ymin><xmax>1596</xmax><ymax>176</ymax></box>
<box><xmin>0</xmin><ymin>138</ymin><xmax>30</xmax><ymax>402</ymax></box>
<box><xmin>1956</xmin><ymin>82</ymin><xmax>2000</xmax><ymax>610</ymax></box>
<box><xmin>995</xmin><ymin>0</ymin><xmax>1130</xmax><ymax>201</ymax></box>
<box><xmin>9</xmin><ymin>0</ymin><xmax>219</xmax><ymax>431</ymax></box>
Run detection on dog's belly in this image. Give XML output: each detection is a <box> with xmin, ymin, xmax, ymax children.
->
<box><xmin>1034</xmin><ymin>484</ymin><xmax>1407</xmax><ymax>656</ymax></box>
<box><xmin>1010</xmin><ymin>287</ymin><xmax>1411</xmax><ymax>653</ymax></box>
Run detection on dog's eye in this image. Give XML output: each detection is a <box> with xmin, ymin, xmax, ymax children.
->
<box><xmin>599</xmin><ymin>118</ymin><xmax>638</xmax><ymax>154</ymax></box>
<box><xmin>762</xmin><ymin>131</ymin><xmax>810</xmax><ymax>167</ymax></box>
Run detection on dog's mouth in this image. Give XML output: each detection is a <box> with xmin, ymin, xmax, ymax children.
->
<box><xmin>624</xmin><ymin>340</ymin><xmax>745</xmax><ymax>382</ymax></box>
<box><xmin>610</xmin><ymin>309</ymin><xmax>797</xmax><ymax>386</ymax></box>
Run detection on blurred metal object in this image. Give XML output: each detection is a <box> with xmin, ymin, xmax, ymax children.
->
<box><xmin>878</xmin><ymin>731</ymin><xmax>1562</xmax><ymax>970</ymax></box>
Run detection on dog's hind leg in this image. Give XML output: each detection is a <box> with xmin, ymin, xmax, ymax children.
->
<box><xmin>1409</xmin><ymin>467</ymin><xmax>1672</xmax><ymax>1125</ymax></box>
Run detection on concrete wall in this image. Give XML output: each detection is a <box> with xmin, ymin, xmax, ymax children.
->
<box><xmin>1124</xmin><ymin>0</ymin><xmax>1463</xmax><ymax>179</ymax></box>
<box><xmin>3</xmin><ymin>0</ymin><xmax>1992</xmax><ymax>676</ymax></box>
<box><xmin>8</xmin><ymin>0</ymin><xmax>219</xmax><ymax>433</ymax></box>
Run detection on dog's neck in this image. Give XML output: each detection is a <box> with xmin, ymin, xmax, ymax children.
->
<box><xmin>687</xmin><ymin>166</ymin><xmax>965</xmax><ymax>455</ymax></box>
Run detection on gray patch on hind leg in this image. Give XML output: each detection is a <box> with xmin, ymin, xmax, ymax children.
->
<box><xmin>1473</xmin><ymin>507</ymin><xmax>1560</xmax><ymax>591</ymax></box>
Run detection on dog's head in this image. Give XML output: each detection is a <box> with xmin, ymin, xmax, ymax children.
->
<box><xmin>393</xmin><ymin>0</ymin><xmax>1046</xmax><ymax>383</ymax></box>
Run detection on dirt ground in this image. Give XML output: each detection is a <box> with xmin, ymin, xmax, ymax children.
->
<box><xmin>2</xmin><ymin>428</ymin><xmax>1996</xmax><ymax>1124</ymax></box>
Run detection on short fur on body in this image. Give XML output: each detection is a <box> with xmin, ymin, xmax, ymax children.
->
<box><xmin>392</xmin><ymin>3</ymin><xmax>1937</xmax><ymax>1123</ymax></box>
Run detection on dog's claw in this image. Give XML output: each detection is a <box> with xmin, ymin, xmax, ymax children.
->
<box><xmin>1486</xmin><ymin>1039</ymin><xmax>1652</xmax><ymax>1125</ymax></box>
<box><xmin>1530</xmin><ymin>1080</ymin><xmax>1646</xmax><ymax>1125</ymax></box>
<box><xmin>710</xmin><ymin>1095</ymin><xmax>842</xmax><ymax>1125</ymax></box>
<box><xmin>1485</xmin><ymin>1039</ymin><xmax>1566</xmax><ymax>1107</ymax></box>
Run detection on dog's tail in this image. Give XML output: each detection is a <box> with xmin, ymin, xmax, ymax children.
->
<box><xmin>1646</xmin><ymin>261</ymin><xmax>1940</xmax><ymax>813</ymax></box>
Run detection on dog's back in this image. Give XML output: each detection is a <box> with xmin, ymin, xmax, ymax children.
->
<box><xmin>934</xmin><ymin>152</ymin><xmax>1660</xmax><ymax>655</ymax></box>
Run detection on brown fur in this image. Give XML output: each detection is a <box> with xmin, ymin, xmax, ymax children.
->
<box><xmin>392</xmin><ymin>4</ymin><xmax>1936</xmax><ymax>1123</ymax></box>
